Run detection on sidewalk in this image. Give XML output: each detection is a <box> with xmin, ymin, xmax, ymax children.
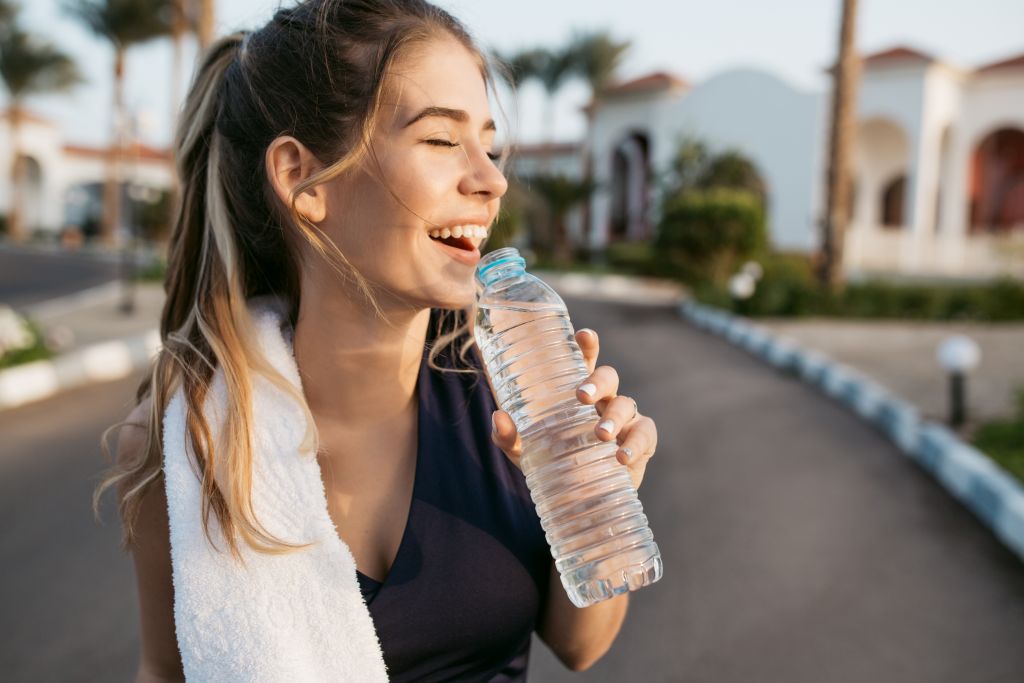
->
<box><xmin>0</xmin><ymin>282</ymin><xmax>165</xmax><ymax>410</ymax></box>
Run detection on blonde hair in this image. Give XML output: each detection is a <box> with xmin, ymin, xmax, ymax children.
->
<box><xmin>93</xmin><ymin>0</ymin><xmax>514</xmax><ymax>563</ymax></box>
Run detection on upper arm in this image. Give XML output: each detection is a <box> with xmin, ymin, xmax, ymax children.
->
<box><xmin>117</xmin><ymin>399</ymin><xmax>185</xmax><ymax>682</ymax></box>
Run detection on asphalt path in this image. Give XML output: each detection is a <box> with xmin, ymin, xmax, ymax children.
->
<box><xmin>2</xmin><ymin>296</ymin><xmax>1023</xmax><ymax>682</ymax></box>
<box><xmin>0</xmin><ymin>247</ymin><xmax>120</xmax><ymax>309</ymax></box>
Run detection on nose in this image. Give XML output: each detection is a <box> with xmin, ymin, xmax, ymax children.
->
<box><xmin>459</xmin><ymin>145</ymin><xmax>508</xmax><ymax>201</ymax></box>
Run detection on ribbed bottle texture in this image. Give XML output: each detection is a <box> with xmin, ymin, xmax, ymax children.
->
<box><xmin>474</xmin><ymin>248</ymin><xmax>662</xmax><ymax>608</ymax></box>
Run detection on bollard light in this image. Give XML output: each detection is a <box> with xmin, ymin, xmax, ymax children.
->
<box><xmin>741</xmin><ymin>261</ymin><xmax>764</xmax><ymax>281</ymax></box>
<box><xmin>728</xmin><ymin>271</ymin><xmax>756</xmax><ymax>300</ymax></box>
<box><xmin>936</xmin><ymin>335</ymin><xmax>981</xmax><ymax>428</ymax></box>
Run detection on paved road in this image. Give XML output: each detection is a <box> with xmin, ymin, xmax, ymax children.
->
<box><xmin>3</xmin><ymin>296</ymin><xmax>1024</xmax><ymax>682</ymax></box>
<box><xmin>0</xmin><ymin>370</ymin><xmax>142</xmax><ymax>682</ymax></box>
<box><xmin>0</xmin><ymin>247</ymin><xmax>120</xmax><ymax>309</ymax></box>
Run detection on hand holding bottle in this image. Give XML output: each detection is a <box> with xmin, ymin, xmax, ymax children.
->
<box><xmin>490</xmin><ymin>327</ymin><xmax>659</xmax><ymax>492</ymax></box>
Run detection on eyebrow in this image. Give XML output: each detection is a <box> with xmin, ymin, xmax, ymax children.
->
<box><xmin>403</xmin><ymin>106</ymin><xmax>496</xmax><ymax>132</ymax></box>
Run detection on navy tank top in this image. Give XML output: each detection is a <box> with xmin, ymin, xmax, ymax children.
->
<box><xmin>353</xmin><ymin>328</ymin><xmax>554</xmax><ymax>682</ymax></box>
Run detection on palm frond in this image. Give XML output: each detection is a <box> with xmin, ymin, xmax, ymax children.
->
<box><xmin>62</xmin><ymin>0</ymin><xmax>173</xmax><ymax>47</ymax></box>
<box><xmin>0</xmin><ymin>28</ymin><xmax>81</xmax><ymax>98</ymax></box>
<box><xmin>492</xmin><ymin>47</ymin><xmax>548</xmax><ymax>89</ymax></box>
<box><xmin>568</xmin><ymin>30</ymin><xmax>631</xmax><ymax>96</ymax></box>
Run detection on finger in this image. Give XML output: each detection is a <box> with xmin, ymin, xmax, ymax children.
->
<box><xmin>491</xmin><ymin>409</ymin><xmax>523</xmax><ymax>465</ymax></box>
<box><xmin>575</xmin><ymin>328</ymin><xmax>599</xmax><ymax>374</ymax></box>
<box><xmin>595</xmin><ymin>395</ymin><xmax>642</xmax><ymax>442</ymax></box>
<box><xmin>576</xmin><ymin>364</ymin><xmax>619</xmax><ymax>408</ymax></box>
<box><xmin>614</xmin><ymin>416</ymin><xmax>657</xmax><ymax>467</ymax></box>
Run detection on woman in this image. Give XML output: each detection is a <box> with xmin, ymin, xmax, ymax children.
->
<box><xmin>96</xmin><ymin>1</ymin><xmax>659</xmax><ymax>680</ymax></box>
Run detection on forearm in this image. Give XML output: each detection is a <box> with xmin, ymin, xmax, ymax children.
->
<box><xmin>538</xmin><ymin>563</ymin><xmax>630</xmax><ymax>672</ymax></box>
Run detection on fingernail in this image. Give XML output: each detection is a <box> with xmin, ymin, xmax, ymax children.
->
<box><xmin>578</xmin><ymin>328</ymin><xmax>595</xmax><ymax>340</ymax></box>
<box><xmin>598</xmin><ymin>419</ymin><xmax>615</xmax><ymax>434</ymax></box>
<box><xmin>578</xmin><ymin>383</ymin><xmax>597</xmax><ymax>398</ymax></box>
<box><xmin>621</xmin><ymin>447</ymin><xmax>634</xmax><ymax>462</ymax></box>
<box><xmin>491</xmin><ymin>412</ymin><xmax>498</xmax><ymax>435</ymax></box>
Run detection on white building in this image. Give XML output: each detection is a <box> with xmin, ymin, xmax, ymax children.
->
<box><xmin>1</xmin><ymin>109</ymin><xmax>172</xmax><ymax>238</ymax></box>
<box><xmin>546</xmin><ymin>47</ymin><xmax>1024</xmax><ymax>279</ymax></box>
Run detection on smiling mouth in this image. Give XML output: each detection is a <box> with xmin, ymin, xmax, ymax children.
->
<box><xmin>428</xmin><ymin>225</ymin><xmax>488</xmax><ymax>252</ymax></box>
<box><xmin>432</xmin><ymin>234</ymin><xmax>475</xmax><ymax>251</ymax></box>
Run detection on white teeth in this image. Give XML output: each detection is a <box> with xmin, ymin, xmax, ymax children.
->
<box><xmin>428</xmin><ymin>224</ymin><xmax>489</xmax><ymax>241</ymax></box>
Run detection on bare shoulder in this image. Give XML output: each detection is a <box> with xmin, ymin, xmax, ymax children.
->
<box><xmin>117</xmin><ymin>396</ymin><xmax>185</xmax><ymax>681</ymax></box>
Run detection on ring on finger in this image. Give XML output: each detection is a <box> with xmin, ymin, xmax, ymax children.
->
<box><xmin>626</xmin><ymin>396</ymin><xmax>638</xmax><ymax>421</ymax></box>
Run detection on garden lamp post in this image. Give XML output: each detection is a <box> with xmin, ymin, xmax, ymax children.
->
<box><xmin>728</xmin><ymin>271</ymin><xmax>757</xmax><ymax>301</ymax></box>
<box><xmin>119</xmin><ymin>107</ymin><xmax>157</xmax><ymax>315</ymax></box>
<box><xmin>937</xmin><ymin>335</ymin><xmax>981</xmax><ymax>429</ymax></box>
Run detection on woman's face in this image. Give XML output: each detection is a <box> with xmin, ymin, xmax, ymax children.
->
<box><xmin>315</xmin><ymin>35</ymin><xmax>508</xmax><ymax>311</ymax></box>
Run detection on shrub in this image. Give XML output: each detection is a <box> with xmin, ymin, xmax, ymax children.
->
<box><xmin>655</xmin><ymin>188</ymin><xmax>767</xmax><ymax>286</ymax></box>
<box><xmin>696</xmin><ymin>255</ymin><xmax>1024</xmax><ymax>321</ymax></box>
<box><xmin>735</xmin><ymin>252</ymin><xmax>832</xmax><ymax>316</ymax></box>
<box><xmin>605</xmin><ymin>241</ymin><xmax>667</xmax><ymax>277</ymax></box>
<box><xmin>0</xmin><ymin>307</ymin><xmax>53</xmax><ymax>370</ymax></box>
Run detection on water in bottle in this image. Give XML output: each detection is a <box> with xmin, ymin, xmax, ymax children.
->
<box><xmin>474</xmin><ymin>247</ymin><xmax>663</xmax><ymax>608</ymax></box>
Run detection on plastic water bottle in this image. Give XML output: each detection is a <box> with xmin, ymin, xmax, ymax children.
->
<box><xmin>474</xmin><ymin>247</ymin><xmax>663</xmax><ymax>608</ymax></box>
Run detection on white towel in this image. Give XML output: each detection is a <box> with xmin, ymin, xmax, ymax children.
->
<box><xmin>162</xmin><ymin>295</ymin><xmax>389</xmax><ymax>682</ymax></box>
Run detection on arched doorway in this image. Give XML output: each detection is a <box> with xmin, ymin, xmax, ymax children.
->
<box><xmin>881</xmin><ymin>174</ymin><xmax>907</xmax><ymax>227</ymax></box>
<box><xmin>969</xmin><ymin>127</ymin><xmax>1024</xmax><ymax>233</ymax></box>
<box><xmin>855</xmin><ymin>118</ymin><xmax>910</xmax><ymax>230</ymax></box>
<box><xmin>608</xmin><ymin>131</ymin><xmax>651</xmax><ymax>242</ymax></box>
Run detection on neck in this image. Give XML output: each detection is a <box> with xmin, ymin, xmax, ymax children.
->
<box><xmin>293</xmin><ymin>282</ymin><xmax>431</xmax><ymax>434</ymax></box>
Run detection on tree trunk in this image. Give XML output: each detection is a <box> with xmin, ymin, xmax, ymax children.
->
<box><xmin>197</xmin><ymin>0</ymin><xmax>216</xmax><ymax>51</ymax></box>
<box><xmin>552</xmin><ymin>211</ymin><xmax>571</xmax><ymax>266</ymax></box>
<box><xmin>818</xmin><ymin>0</ymin><xmax>860</xmax><ymax>291</ymax></box>
<box><xmin>167</xmin><ymin>0</ymin><xmax>185</xmax><ymax>242</ymax></box>
<box><xmin>580</xmin><ymin>109</ymin><xmax>595</xmax><ymax>263</ymax></box>
<box><xmin>541</xmin><ymin>94</ymin><xmax>556</xmax><ymax>174</ymax></box>
<box><xmin>102</xmin><ymin>48</ymin><xmax>126</xmax><ymax>245</ymax></box>
<box><xmin>7</xmin><ymin>107</ymin><xmax>25</xmax><ymax>242</ymax></box>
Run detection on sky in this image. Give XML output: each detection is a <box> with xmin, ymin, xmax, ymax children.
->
<box><xmin>12</xmin><ymin>0</ymin><xmax>1024</xmax><ymax>149</ymax></box>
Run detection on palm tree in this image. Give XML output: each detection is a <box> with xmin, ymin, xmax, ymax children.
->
<box><xmin>535</xmin><ymin>47</ymin><xmax>576</xmax><ymax>153</ymax></box>
<box><xmin>0</xmin><ymin>5</ymin><xmax>80</xmax><ymax>241</ymax></box>
<box><xmin>818</xmin><ymin>0</ymin><xmax>860</xmax><ymax>290</ymax></box>
<box><xmin>195</xmin><ymin>0</ymin><xmax>214</xmax><ymax>51</ymax></box>
<box><xmin>567</xmin><ymin>30</ymin><xmax>630</xmax><ymax>98</ymax></box>
<box><xmin>62</xmin><ymin>0</ymin><xmax>173</xmax><ymax>244</ymax></box>
<box><xmin>162</xmin><ymin>0</ymin><xmax>214</xmax><ymax>243</ymax></box>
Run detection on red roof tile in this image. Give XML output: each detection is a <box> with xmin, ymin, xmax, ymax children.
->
<box><xmin>975</xmin><ymin>52</ymin><xmax>1024</xmax><ymax>74</ymax></box>
<box><xmin>862</xmin><ymin>46</ymin><xmax>935</xmax><ymax>65</ymax></box>
<box><xmin>63</xmin><ymin>143</ymin><xmax>172</xmax><ymax>162</ymax></box>
<box><xmin>599</xmin><ymin>71</ymin><xmax>689</xmax><ymax>97</ymax></box>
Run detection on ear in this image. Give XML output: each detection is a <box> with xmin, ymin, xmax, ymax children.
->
<box><xmin>265</xmin><ymin>135</ymin><xmax>327</xmax><ymax>223</ymax></box>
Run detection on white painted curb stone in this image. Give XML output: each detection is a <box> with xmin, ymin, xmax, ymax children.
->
<box><xmin>0</xmin><ymin>329</ymin><xmax>160</xmax><ymax>410</ymax></box>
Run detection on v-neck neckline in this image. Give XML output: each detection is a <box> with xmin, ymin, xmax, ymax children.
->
<box><xmin>354</xmin><ymin>344</ymin><xmax>431</xmax><ymax>600</ymax></box>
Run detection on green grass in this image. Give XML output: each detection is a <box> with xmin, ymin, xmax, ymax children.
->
<box><xmin>0</xmin><ymin>318</ymin><xmax>54</xmax><ymax>370</ymax></box>
<box><xmin>971</xmin><ymin>389</ymin><xmax>1024</xmax><ymax>487</ymax></box>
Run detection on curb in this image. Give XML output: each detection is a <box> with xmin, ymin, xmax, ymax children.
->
<box><xmin>680</xmin><ymin>300</ymin><xmax>1024</xmax><ymax>564</ymax></box>
<box><xmin>0</xmin><ymin>329</ymin><xmax>160</xmax><ymax>411</ymax></box>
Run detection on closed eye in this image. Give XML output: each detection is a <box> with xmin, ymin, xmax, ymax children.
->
<box><xmin>425</xmin><ymin>139</ymin><xmax>500</xmax><ymax>162</ymax></box>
